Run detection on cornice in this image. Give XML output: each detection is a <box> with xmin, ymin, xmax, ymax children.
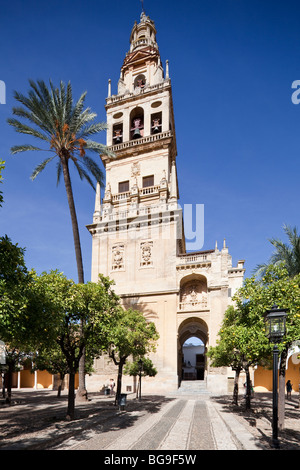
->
<box><xmin>105</xmin><ymin>80</ymin><xmax>171</xmax><ymax>110</ymax></box>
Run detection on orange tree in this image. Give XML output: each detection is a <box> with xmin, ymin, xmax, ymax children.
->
<box><xmin>107</xmin><ymin>308</ymin><xmax>159</xmax><ymax>405</ymax></box>
<box><xmin>0</xmin><ymin>236</ymin><xmax>32</xmax><ymax>403</ymax></box>
<box><xmin>235</xmin><ymin>265</ymin><xmax>300</xmax><ymax>425</ymax></box>
<box><xmin>209</xmin><ymin>265</ymin><xmax>300</xmax><ymax>418</ymax></box>
<box><xmin>208</xmin><ymin>303</ymin><xmax>269</xmax><ymax>408</ymax></box>
<box><xmin>28</xmin><ymin>271</ymin><xmax>120</xmax><ymax>420</ymax></box>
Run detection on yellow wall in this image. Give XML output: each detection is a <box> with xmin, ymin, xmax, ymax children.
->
<box><xmin>20</xmin><ymin>370</ymin><xmax>35</xmax><ymax>388</ymax></box>
<box><xmin>287</xmin><ymin>357</ymin><xmax>300</xmax><ymax>392</ymax></box>
<box><xmin>16</xmin><ymin>370</ymin><xmax>79</xmax><ymax>390</ymax></box>
<box><xmin>254</xmin><ymin>357</ymin><xmax>300</xmax><ymax>392</ymax></box>
<box><xmin>37</xmin><ymin>370</ymin><xmax>53</xmax><ymax>389</ymax></box>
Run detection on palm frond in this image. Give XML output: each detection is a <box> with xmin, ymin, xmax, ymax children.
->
<box><xmin>72</xmin><ymin>159</ymin><xmax>95</xmax><ymax>190</ymax></box>
<box><xmin>8</xmin><ymin>79</ymin><xmax>111</xmax><ymax>186</ymax></box>
<box><xmin>254</xmin><ymin>224</ymin><xmax>300</xmax><ymax>278</ymax></box>
<box><xmin>11</xmin><ymin>144</ymin><xmax>45</xmax><ymax>154</ymax></box>
<box><xmin>85</xmin><ymin>139</ymin><xmax>116</xmax><ymax>158</ymax></box>
<box><xmin>30</xmin><ymin>156</ymin><xmax>56</xmax><ymax>180</ymax></box>
<box><xmin>78</xmin><ymin>122</ymin><xmax>108</xmax><ymax>138</ymax></box>
<box><xmin>81</xmin><ymin>155</ymin><xmax>105</xmax><ymax>188</ymax></box>
<box><xmin>7</xmin><ymin>118</ymin><xmax>49</xmax><ymax>141</ymax></box>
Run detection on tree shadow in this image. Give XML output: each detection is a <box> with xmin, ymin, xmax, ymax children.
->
<box><xmin>210</xmin><ymin>393</ymin><xmax>300</xmax><ymax>450</ymax></box>
<box><xmin>0</xmin><ymin>390</ymin><xmax>175</xmax><ymax>450</ymax></box>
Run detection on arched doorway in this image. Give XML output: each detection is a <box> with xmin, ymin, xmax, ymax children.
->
<box><xmin>182</xmin><ymin>336</ymin><xmax>205</xmax><ymax>380</ymax></box>
<box><xmin>178</xmin><ymin>317</ymin><xmax>209</xmax><ymax>384</ymax></box>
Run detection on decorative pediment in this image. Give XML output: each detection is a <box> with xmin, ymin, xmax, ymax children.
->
<box><xmin>122</xmin><ymin>47</ymin><xmax>158</xmax><ymax>69</ymax></box>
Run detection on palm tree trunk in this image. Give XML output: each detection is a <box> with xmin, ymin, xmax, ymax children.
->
<box><xmin>61</xmin><ymin>152</ymin><xmax>87</xmax><ymax>401</ymax></box>
<box><xmin>61</xmin><ymin>152</ymin><xmax>84</xmax><ymax>284</ymax></box>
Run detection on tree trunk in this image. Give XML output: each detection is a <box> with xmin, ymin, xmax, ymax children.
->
<box><xmin>67</xmin><ymin>371</ymin><xmax>76</xmax><ymax>420</ymax></box>
<box><xmin>115</xmin><ymin>359</ymin><xmax>125</xmax><ymax>406</ymax></box>
<box><xmin>57</xmin><ymin>373</ymin><xmax>65</xmax><ymax>398</ymax></box>
<box><xmin>5</xmin><ymin>360</ymin><xmax>14</xmax><ymax>405</ymax></box>
<box><xmin>60</xmin><ymin>152</ymin><xmax>84</xmax><ymax>284</ymax></box>
<box><xmin>245</xmin><ymin>366</ymin><xmax>251</xmax><ymax>410</ymax></box>
<box><xmin>61</xmin><ymin>152</ymin><xmax>87</xmax><ymax>401</ymax></box>
<box><xmin>278</xmin><ymin>348</ymin><xmax>287</xmax><ymax>430</ymax></box>
<box><xmin>232</xmin><ymin>367</ymin><xmax>241</xmax><ymax>405</ymax></box>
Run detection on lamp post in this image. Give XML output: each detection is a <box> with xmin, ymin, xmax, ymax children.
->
<box><xmin>138</xmin><ymin>359</ymin><xmax>143</xmax><ymax>401</ymax></box>
<box><xmin>265</xmin><ymin>305</ymin><xmax>287</xmax><ymax>449</ymax></box>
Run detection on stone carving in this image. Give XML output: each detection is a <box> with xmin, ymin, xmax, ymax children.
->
<box><xmin>112</xmin><ymin>244</ymin><xmax>125</xmax><ymax>270</ymax></box>
<box><xmin>140</xmin><ymin>241</ymin><xmax>153</xmax><ymax>267</ymax></box>
<box><xmin>131</xmin><ymin>162</ymin><xmax>140</xmax><ymax>177</ymax></box>
<box><xmin>180</xmin><ymin>280</ymin><xmax>208</xmax><ymax>310</ymax></box>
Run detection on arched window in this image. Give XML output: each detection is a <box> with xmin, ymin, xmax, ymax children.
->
<box><xmin>130</xmin><ymin>106</ymin><xmax>144</xmax><ymax>140</ymax></box>
<box><xmin>134</xmin><ymin>74</ymin><xmax>146</xmax><ymax>90</ymax></box>
<box><xmin>112</xmin><ymin>123</ymin><xmax>123</xmax><ymax>144</ymax></box>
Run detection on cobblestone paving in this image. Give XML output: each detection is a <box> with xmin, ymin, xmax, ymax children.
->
<box><xmin>1</xmin><ymin>390</ymin><xmax>299</xmax><ymax>450</ymax></box>
<box><xmin>188</xmin><ymin>401</ymin><xmax>215</xmax><ymax>450</ymax></box>
<box><xmin>66</xmin><ymin>397</ymin><xmax>241</xmax><ymax>451</ymax></box>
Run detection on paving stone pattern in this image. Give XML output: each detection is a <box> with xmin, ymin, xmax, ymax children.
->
<box><xmin>67</xmin><ymin>397</ymin><xmax>247</xmax><ymax>451</ymax></box>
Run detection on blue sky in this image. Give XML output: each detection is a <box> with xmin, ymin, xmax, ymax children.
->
<box><xmin>1</xmin><ymin>0</ymin><xmax>300</xmax><ymax>282</ymax></box>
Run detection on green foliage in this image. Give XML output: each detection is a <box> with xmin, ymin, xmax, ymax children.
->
<box><xmin>28</xmin><ymin>271</ymin><xmax>120</xmax><ymax>368</ymax></box>
<box><xmin>255</xmin><ymin>225</ymin><xmax>300</xmax><ymax>278</ymax></box>
<box><xmin>108</xmin><ymin>308</ymin><xmax>159</xmax><ymax>400</ymax></box>
<box><xmin>209</xmin><ymin>265</ymin><xmax>300</xmax><ymax>373</ymax></box>
<box><xmin>0</xmin><ymin>237</ymin><xmax>32</xmax><ymax>345</ymax></box>
<box><xmin>124</xmin><ymin>357</ymin><xmax>157</xmax><ymax>378</ymax></box>
<box><xmin>7</xmin><ymin>80</ymin><xmax>114</xmax><ymax>190</ymax></box>
<box><xmin>108</xmin><ymin>308</ymin><xmax>159</xmax><ymax>364</ymax></box>
<box><xmin>27</xmin><ymin>271</ymin><xmax>121</xmax><ymax>418</ymax></box>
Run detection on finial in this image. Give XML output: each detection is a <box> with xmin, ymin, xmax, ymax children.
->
<box><xmin>140</xmin><ymin>0</ymin><xmax>147</xmax><ymax>21</ymax></box>
<box><xmin>108</xmin><ymin>79</ymin><xmax>111</xmax><ymax>97</ymax></box>
<box><xmin>93</xmin><ymin>181</ymin><xmax>102</xmax><ymax>221</ymax></box>
<box><xmin>166</xmin><ymin>60</ymin><xmax>169</xmax><ymax>79</ymax></box>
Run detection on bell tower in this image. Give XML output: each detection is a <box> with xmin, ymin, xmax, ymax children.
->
<box><xmin>87</xmin><ymin>11</ymin><xmax>246</xmax><ymax>395</ymax></box>
<box><xmin>88</xmin><ymin>11</ymin><xmax>184</xmax><ymax>295</ymax></box>
<box><xmin>87</xmin><ymin>11</ymin><xmax>183</xmax><ymax>391</ymax></box>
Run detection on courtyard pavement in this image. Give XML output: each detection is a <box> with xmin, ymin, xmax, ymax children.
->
<box><xmin>0</xmin><ymin>388</ymin><xmax>299</xmax><ymax>452</ymax></box>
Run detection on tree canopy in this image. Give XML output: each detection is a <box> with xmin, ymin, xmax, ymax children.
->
<box><xmin>255</xmin><ymin>225</ymin><xmax>300</xmax><ymax>278</ymax></box>
<box><xmin>208</xmin><ymin>264</ymin><xmax>300</xmax><ymax>408</ymax></box>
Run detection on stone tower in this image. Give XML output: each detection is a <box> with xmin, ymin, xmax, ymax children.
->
<box><xmin>87</xmin><ymin>12</ymin><xmax>245</xmax><ymax>394</ymax></box>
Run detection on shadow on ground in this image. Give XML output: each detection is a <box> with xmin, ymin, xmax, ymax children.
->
<box><xmin>0</xmin><ymin>390</ymin><xmax>175</xmax><ymax>450</ymax></box>
<box><xmin>211</xmin><ymin>393</ymin><xmax>300</xmax><ymax>450</ymax></box>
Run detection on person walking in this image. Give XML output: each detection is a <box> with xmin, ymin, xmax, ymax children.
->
<box><xmin>286</xmin><ymin>380</ymin><xmax>292</xmax><ymax>399</ymax></box>
<box><xmin>110</xmin><ymin>379</ymin><xmax>115</xmax><ymax>396</ymax></box>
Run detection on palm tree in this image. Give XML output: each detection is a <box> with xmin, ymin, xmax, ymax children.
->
<box><xmin>255</xmin><ymin>224</ymin><xmax>300</xmax><ymax>278</ymax></box>
<box><xmin>7</xmin><ymin>79</ymin><xmax>113</xmax><ymax>398</ymax></box>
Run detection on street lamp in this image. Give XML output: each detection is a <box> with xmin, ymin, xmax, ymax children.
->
<box><xmin>265</xmin><ymin>304</ymin><xmax>288</xmax><ymax>449</ymax></box>
<box><xmin>138</xmin><ymin>358</ymin><xmax>143</xmax><ymax>401</ymax></box>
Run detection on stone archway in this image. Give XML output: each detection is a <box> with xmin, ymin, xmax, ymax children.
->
<box><xmin>178</xmin><ymin>317</ymin><xmax>209</xmax><ymax>383</ymax></box>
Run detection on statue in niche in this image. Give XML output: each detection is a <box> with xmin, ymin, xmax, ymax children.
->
<box><xmin>180</xmin><ymin>280</ymin><xmax>207</xmax><ymax>307</ymax></box>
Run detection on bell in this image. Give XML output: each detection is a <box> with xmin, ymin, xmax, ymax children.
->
<box><xmin>113</xmin><ymin>129</ymin><xmax>122</xmax><ymax>143</ymax></box>
<box><xmin>133</xmin><ymin>128</ymin><xmax>141</xmax><ymax>139</ymax></box>
<box><xmin>152</xmin><ymin>119</ymin><xmax>160</xmax><ymax>134</ymax></box>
